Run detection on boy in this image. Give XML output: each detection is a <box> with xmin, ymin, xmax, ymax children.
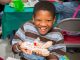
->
<box><xmin>12</xmin><ymin>1</ymin><xmax>66</xmax><ymax>60</ymax></box>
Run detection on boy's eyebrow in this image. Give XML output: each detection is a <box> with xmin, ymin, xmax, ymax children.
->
<box><xmin>34</xmin><ymin>17</ymin><xmax>53</xmax><ymax>19</ymax></box>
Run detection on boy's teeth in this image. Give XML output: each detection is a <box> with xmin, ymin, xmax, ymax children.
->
<box><xmin>41</xmin><ymin>28</ymin><xmax>46</xmax><ymax>30</ymax></box>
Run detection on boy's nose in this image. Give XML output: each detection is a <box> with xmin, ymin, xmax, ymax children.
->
<box><xmin>40</xmin><ymin>21</ymin><xmax>47</xmax><ymax>26</ymax></box>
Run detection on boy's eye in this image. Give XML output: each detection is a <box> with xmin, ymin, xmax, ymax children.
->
<box><xmin>37</xmin><ymin>20</ymin><xmax>42</xmax><ymax>21</ymax></box>
<box><xmin>36</xmin><ymin>19</ymin><xmax>41</xmax><ymax>21</ymax></box>
<box><xmin>47</xmin><ymin>20</ymin><xmax>52</xmax><ymax>22</ymax></box>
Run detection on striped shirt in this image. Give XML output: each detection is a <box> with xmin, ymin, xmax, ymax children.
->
<box><xmin>12</xmin><ymin>22</ymin><xmax>66</xmax><ymax>60</ymax></box>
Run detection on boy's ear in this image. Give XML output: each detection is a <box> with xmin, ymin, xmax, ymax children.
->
<box><xmin>53</xmin><ymin>16</ymin><xmax>56</xmax><ymax>23</ymax></box>
<box><xmin>32</xmin><ymin>16</ymin><xmax>34</xmax><ymax>22</ymax></box>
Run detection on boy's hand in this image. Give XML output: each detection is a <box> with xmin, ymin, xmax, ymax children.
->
<box><xmin>20</xmin><ymin>48</ymin><xmax>32</xmax><ymax>55</ymax></box>
<box><xmin>19</xmin><ymin>42</ymin><xmax>32</xmax><ymax>55</ymax></box>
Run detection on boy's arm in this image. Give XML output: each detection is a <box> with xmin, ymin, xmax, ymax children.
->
<box><xmin>11</xmin><ymin>26</ymin><xmax>27</xmax><ymax>53</ymax></box>
<box><xmin>48</xmin><ymin>32</ymin><xmax>66</xmax><ymax>56</ymax></box>
<box><xmin>48</xmin><ymin>40</ymin><xmax>67</xmax><ymax>59</ymax></box>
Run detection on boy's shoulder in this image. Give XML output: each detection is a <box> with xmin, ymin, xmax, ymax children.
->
<box><xmin>23</xmin><ymin>21</ymin><xmax>38</xmax><ymax>33</ymax></box>
<box><xmin>24</xmin><ymin>21</ymin><xmax>34</xmax><ymax>26</ymax></box>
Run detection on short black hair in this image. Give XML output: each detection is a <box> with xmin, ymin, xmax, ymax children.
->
<box><xmin>33</xmin><ymin>1</ymin><xmax>56</xmax><ymax>18</ymax></box>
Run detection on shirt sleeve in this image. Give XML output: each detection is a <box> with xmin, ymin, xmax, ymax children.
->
<box><xmin>11</xmin><ymin>24</ymin><xmax>28</xmax><ymax>53</ymax></box>
<box><xmin>12</xmin><ymin>25</ymin><xmax>27</xmax><ymax>45</ymax></box>
<box><xmin>48</xmin><ymin>32</ymin><xmax>66</xmax><ymax>56</ymax></box>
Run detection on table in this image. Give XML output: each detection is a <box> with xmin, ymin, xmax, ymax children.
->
<box><xmin>2</xmin><ymin>4</ymin><xmax>33</xmax><ymax>39</ymax></box>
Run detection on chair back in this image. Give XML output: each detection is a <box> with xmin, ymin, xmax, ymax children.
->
<box><xmin>56</xmin><ymin>18</ymin><xmax>80</xmax><ymax>44</ymax></box>
<box><xmin>57</xmin><ymin>18</ymin><xmax>80</xmax><ymax>36</ymax></box>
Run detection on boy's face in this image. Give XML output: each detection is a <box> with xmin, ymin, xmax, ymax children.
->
<box><xmin>33</xmin><ymin>10</ymin><xmax>55</xmax><ymax>35</ymax></box>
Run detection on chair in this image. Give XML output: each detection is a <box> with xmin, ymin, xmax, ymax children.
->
<box><xmin>56</xmin><ymin>18</ymin><xmax>80</xmax><ymax>52</ymax></box>
<box><xmin>0</xmin><ymin>57</ymin><xmax>3</xmax><ymax>60</ymax></box>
